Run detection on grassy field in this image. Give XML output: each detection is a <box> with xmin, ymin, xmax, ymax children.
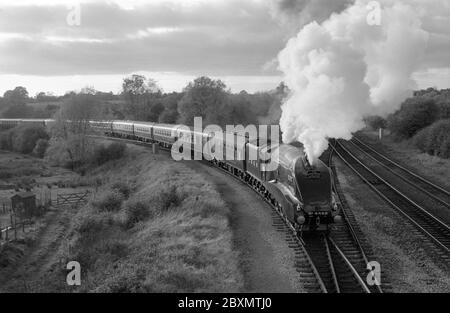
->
<box><xmin>0</xmin><ymin>145</ymin><xmax>242</xmax><ymax>292</ymax></box>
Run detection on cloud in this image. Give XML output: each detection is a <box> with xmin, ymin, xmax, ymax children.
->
<box><xmin>0</xmin><ymin>0</ymin><xmax>447</xmax><ymax>95</ymax></box>
<box><xmin>0</xmin><ymin>0</ymin><xmax>284</xmax><ymax>76</ymax></box>
<box><xmin>270</xmin><ymin>0</ymin><xmax>352</xmax><ymax>30</ymax></box>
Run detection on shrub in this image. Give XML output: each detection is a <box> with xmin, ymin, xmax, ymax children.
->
<box><xmin>440</xmin><ymin>136</ymin><xmax>450</xmax><ymax>158</ymax></box>
<box><xmin>111</xmin><ymin>181</ymin><xmax>133</xmax><ymax>198</ymax></box>
<box><xmin>11</xmin><ymin>124</ymin><xmax>49</xmax><ymax>154</ymax></box>
<box><xmin>102</xmin><ymin>240</ymin><xmax>129</xmax><ymax>259</ymax></box>
<box><xmin>388</xmin><ymin>97</ymin><xmax>439</xmax><ymax>139</ymax></box>
<box><xmin>73</xmin><ymin>213</ymin><xmax>113</xmax><ymax>242</ymax></box>
<box><xmin>123</xmin><ymin>198</ymin><xmax>151</xmax><ymax>228</ymax></box>
<box><xmin>91</xmin><ymin>191</ymin><xmax>124</xmax><ymax>212</ymax></box>
<box><xmin>364</xmin><ymin>115</ymin><xmax>387</xmax><ymax>130</ymax></box>
<box><xmin>412</xmin><ymin>128</ymin><xmax>429</xmax><ymax>152</ymax></box>
<box><xmin>0</xmin><ymin>130</ymin><xmax>13</xmax><ymax>150</ymax></box>
<box><xmin>156</xmin><ymin>186</ymin><xmax>184</xmax><ymax>213</ymax></box>
<box><xmin>32</xmin><ymin>139</ymin><xmax>49</xmax><ymax>158</ymax></box>
<box><xmin>413</xmin><ymin>119</ymin><xmax>450</xmax><ymax>158</ymax></box>
<box><xmin>93</xmin><ymin>142</ymin><xmax>127</xmax><ymax>165</ymax></box>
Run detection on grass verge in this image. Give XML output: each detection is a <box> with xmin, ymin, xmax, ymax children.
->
<box><xmin>50</xmin><ymin>146</ymin><xmax>242</xmax><ymax>292</ymax></box>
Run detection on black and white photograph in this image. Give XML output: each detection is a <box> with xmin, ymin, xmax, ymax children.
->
<box><xmin>0</xmin><ymin>0</ymin><xmax>449</xmax><ymax>301</ymax></box>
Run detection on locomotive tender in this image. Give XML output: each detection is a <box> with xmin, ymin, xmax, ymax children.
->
<box><xmin>0</xmin><ymin>118</ymin><xmax>341</xmax><ymax>233</ymax></box>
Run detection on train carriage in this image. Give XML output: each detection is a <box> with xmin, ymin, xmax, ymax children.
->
<box><xmin>134</xmin><ymin>122</ymin><xmax>153</xmax><ymax>142</ymax></box>
<box><xmin>0</xmin><ymin>119</ymin><xmax>21</xmax><ymax>130</ymax></box>
<box><xmin>25</xmin><ymin>119</ymin><xmax>47</xmax><ymax>127</ymax></box>
<box><xmin>153</xmin><ymin>124</ymin><xmax>178</xmax><ymax>147</ymax></box>
<box><xmin>90</xmin><ymin>120</ymin><xmax>113</xmax><ymax>135</ymax></box>
<box><xmin>211</xmin><ymin>131</ymin><xmax>247</xmax><ymax>174</ymax></box>
<box><xmin>112</xmin><ymin>121</ymin><xmax>135</xmax><ymax>139</ymax></box>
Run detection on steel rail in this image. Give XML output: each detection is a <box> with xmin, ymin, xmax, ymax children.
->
<box><xmin>353</xmin><ymin>136</ymin><xmax>450</xmax><ymax>197</ymax></box>
<box><xmin>351</xmin><ymin>138</ymin><xmax>450</xmax><ymax>209</ymax></box>
<box><xmin>332</xmin><ymin>141</ymin><xmax>450</xmax><ymax>255</ymax></box>
<box><xmin>323</xmin><ymin>235</ymin><xmax>340</xmax><ymax>293</ymax></box>
<box><xmin>327</xmin><ymin>140</ymin><xmax>383</xmax><ymax>293</ymax></box>
<box><xmin>327</xmin><ymin>237</ymin><xmax>371</xmax><ymax>293</ymax></box>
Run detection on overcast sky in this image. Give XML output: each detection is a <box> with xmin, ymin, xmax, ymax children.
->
<box><xmin>0</xmin><ymin>0</ymin><xmax>448</xmax><ymax>96</ymax></box>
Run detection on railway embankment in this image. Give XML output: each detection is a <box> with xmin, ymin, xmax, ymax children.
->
<box><xmin>0</xmin><ymin>145</ymin><xmax>243</xmax><ymax>292</ymax></box>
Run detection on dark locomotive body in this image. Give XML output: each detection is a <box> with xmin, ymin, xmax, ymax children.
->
<box><xmin>0</xmin><ymin>119</ymin><xmax>340</xmax><ymax>233</ymax></box>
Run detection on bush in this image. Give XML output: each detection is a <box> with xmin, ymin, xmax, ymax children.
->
<box><xmin>440</xmin><ymin>136</ymin><xmax>450</xmax><ymax>159</ymax></box>
<box><xmin>364</xmin><ymin>115</ymin><xmax>387</xmax><ymax>130</ymax></box>
<box><xmin>111</xmin><ymin>181</ymin><xmax>133</xmax><ymax>198</ymax></box>
<box><xmin>0</xmin><ymin>125</ymin><xmax>49</xmax><ymax>155</ymax></box>
<box><xmin>91</xmin><ymin>191</ymin><xmax>124</xmax><ymax>212</ymax></box>
<box><xmin>388</xmin><ymin>97</ymin><xmax>439</xmax><ymax>139</ymax></box>
<box><xmin>123</xmin><ymin>198</ymin><xmax>151</xmax><ymax>228</ymax></box>
<box><xmin>32</xmin><ymin>139</ymin><xmax>49</xmax><ymax>158</ymax></box>
<box><xmin>156</xmin><ymin>186</ymin><xmax>184</xmax><ymax>213</ymax></box>
<box><xmin>93</xmin><ymin>142</ymin><xmax>127</xmax><ymax>165</ymax></box>
<box><xmin>413</xmin><ymin>119</ymin><xmax>450</xmax><ymax>158</ymax></box>
<box><xmin>73</xmin><ymin>213</ymin><xmax>113</xmax><ymax>242</ymax></box>
<box><xmin>2</xmin><ymin>103</ymin><xmax>34</xmax><ymax>118</ymax></box>
<box><xmin>0</xmin><ymin>130</ymin><xmax>13</xmax><ymax>150</ymax></box>
<box><xmin>11</xmin><ymin>124</ymin><xmax>49</xmax><ymax>154</ymax></box>
<box><xmin>412</xmin><ymin>129</ymin><xmax>429</xmax><ymax>152</ymax></box>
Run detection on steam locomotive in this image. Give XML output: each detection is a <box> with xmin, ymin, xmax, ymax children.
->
<box><xmin>0</xmin><ymin>118</ymin><xmax>341</xmax><ymax>233</ymax></box>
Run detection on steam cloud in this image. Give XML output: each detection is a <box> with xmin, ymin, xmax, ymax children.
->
<box><xmin>277</xmin><ymin>0</ymin><xmax>430</xmax><ymax>163</ymax></box>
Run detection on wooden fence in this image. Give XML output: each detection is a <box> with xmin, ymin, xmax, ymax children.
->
<box><xmin>0</xmin><ymin>208</ymin><xmax>32</xmax><ymax>242</ymax></box>
<box><xmin>56</xmin><ymin>191</ymin><xmax>90</xmax><ymax>207</ymax></box>
<box><xmin>0</xmin><ymin>190</ymin><xmax>91</xmax><ymax>245</ymax></box>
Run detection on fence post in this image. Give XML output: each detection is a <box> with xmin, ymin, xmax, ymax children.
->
<box><xmin>14</xmin><ymin>214</ymin><xmax>17</xmax><ymax>240</ymax></box>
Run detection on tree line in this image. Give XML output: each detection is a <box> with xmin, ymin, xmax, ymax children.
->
<box><xmin>0</xmin><ymin>75</ymin><xmax>287</xmax><ymax>127</ymax></box>
<box><xmin>365</xmin><ymin>88</ymin><xmax>450</xmax><ymax>158</ymax></box>
<box><xmin>0</xmin><ymin>75</ymin><xmax>287</xmax><ymax>172</ymax></box>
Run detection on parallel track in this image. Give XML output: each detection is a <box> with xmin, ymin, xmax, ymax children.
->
<box><xmin>332</xmin><ymin>139</ymin><xmax>450</xmax><ymax>265</ymax></box>
<box><xmin>352</xmin><ymin>136</ymin><xmax>450</xmax><ymax>209</ymax></box>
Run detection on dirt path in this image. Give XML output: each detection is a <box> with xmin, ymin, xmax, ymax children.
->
<box><xmin>183</xmin><ymin>160</ymin><xmax>306</xmax><ymax>293</ymax></box>
<box><xmin>0</xmin><ymin>207</ymin><xmax>73</xmax><ymax>292</ymax></box>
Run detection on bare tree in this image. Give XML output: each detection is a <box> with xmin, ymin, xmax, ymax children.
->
<box><xmin>47</xmin><ymin>94</ymin><xmax>100</xmax><ymax>169</ymax></box>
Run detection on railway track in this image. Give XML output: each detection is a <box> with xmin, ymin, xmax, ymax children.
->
<box><xmin>213</xmin><ymin>145</ymin><xmax>383</xmax><ymax>293</ymax></box>
<box><xmin>351</xmin><ymin>136</ymin><xmax>450</xmax><ymax>209</ymax></box>
<box><xmin>332</xmin><ymin>139</ymin><xmax>450</xmax><ymax>265</ymax></box>
<box><xmin>304</xmin><ymin>145</ymin><xmax>387</xmax><ymax>293</ymax></box>
<box><xmin>94</xmin><ymin>134</ymin><xmax>384</xmax><ymax>293</ymax></box>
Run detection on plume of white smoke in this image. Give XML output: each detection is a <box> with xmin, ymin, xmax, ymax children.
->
<box><xmin>278</xmin><ymin>0</ymin><xmax>430</xmax><ymax>163</ymax></box>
